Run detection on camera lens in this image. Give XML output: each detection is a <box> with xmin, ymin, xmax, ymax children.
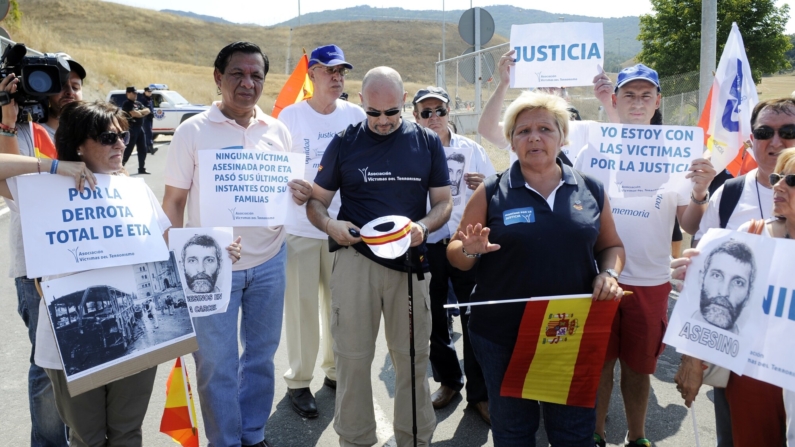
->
<box><xmin>27</xmin><ymin>70</ymin><xmax>53</xmax><ymax>93</ymax></box>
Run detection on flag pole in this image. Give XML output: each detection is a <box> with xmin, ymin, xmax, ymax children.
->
<box><xmin>443</xmin><ymin>291</ymin><xmax>633</xmax><ymax>309</ymax></box>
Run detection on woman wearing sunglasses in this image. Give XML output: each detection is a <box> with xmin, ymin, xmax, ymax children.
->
<box><xmin>2</xmin><ymin>101</ymin><xmax>240</xmax><ymax>446</ymax></box>
<box><xmin>671</xmin><ymin>148</ymin><xmax>795</xmax><ymax>446</ymax></box>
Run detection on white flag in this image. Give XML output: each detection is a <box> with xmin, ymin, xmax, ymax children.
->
<box><xmin>706</xmin><ymin>22</ymin><xmax>759</xmax><ymax>173</ymax></box>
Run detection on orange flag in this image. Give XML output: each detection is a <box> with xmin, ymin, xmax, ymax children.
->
<box><xmin>31</xmin><ymin>122</ymin><xmax>57</xmax><ymax>159</ymax></box>
<box><xmin>160</xmin><ymin>357</ymin><xmax>199</xmax><ymax>447</ymax></box>
<box><xmin>500</xmin><ymin>297</ymin><xmax>619</xmax><ymax>408</ymax></box>
<box><xmin>272</xmin><ymin>53</ymin><xmax>313</xmax><ymax>119</ymax></box>
<box><xmin>697</xmin><ymin>85</ymin><xmax>757</xmax><ymax>177</ymax></box>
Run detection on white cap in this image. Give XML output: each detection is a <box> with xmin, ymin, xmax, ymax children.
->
<box><xmin>360</xmin><ymin>215</ymin><xmax>412</xmax><ymax>259</ymax></box>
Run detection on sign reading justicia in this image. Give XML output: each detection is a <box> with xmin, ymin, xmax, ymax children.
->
<box><xmin>510</xmin><ymin>22</ymin><xmax>604</xmax><ymax>88</ymax></box>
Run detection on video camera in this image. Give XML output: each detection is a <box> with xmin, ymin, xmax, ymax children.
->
<box><xmin>0</xmin><ymin>43</ymin><xmax>70</xmax><ymax>123</ymax></box>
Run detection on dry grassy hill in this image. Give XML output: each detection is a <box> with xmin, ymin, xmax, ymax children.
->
<box><xmin>8</xmin><ymin>0</ymin><xmax>507</xmax><ymax>112</ymax></box>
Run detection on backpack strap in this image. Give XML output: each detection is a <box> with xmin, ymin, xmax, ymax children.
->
<box><xmin>718</xmin><ymin>175</ymin><xmax>746</xmax><ymax>229</ymax></box>
<box><xmin>747</xmin><ymin>219</ymin><xmax>765</xmax><ymax>235</ymax></box>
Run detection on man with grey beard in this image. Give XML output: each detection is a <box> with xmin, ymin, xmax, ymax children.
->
<box><xmin>182</xmin><ymin>234</ymin><xmax>222</xmax><ymax>294</ymax></box>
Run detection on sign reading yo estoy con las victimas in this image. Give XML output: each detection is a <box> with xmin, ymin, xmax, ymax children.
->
<box><xmin>16</xmin><ymin>174</ymin><xmax>169</xmax><ymax>278</ymax></box>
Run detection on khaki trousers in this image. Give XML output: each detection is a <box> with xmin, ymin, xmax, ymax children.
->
<box><xmin>45</xmin><ymin>367</ymin><xmax>157</xmax><ymax>447</ymax></box>
<box><xmin>330</xmin><ymin>248</ymin><xmax>436</xmax><ymax>447</ymax></box>
<box><xmin>283</xmin><ymin>234</ymin><xmax>336</xmax><ymax>388</ymax></box>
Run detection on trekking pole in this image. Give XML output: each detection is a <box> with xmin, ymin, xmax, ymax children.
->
<box><xmin>405</xmin><ymin>248</ymin><xmax>418</xmax><ymax>447</ymax></box>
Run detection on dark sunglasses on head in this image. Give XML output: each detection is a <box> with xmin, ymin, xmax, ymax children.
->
<box><xmin>315</xmin><ymin>65</ymin><xmax>349</xmax><ymax>77</ymax></box>
<box><xmin>770</xmin><ymin>173</ymin><xmax>795</xmax><ymax>187</ymax></box>
<box><xmin>98</xmin><ymin>131</ymin><xmax>130</xmax><ymax>146</ymax></box>
<box><xmin>365</xmin><ymin>108</ymin><xmax>401</xmax><ymax>118</ymax></box>
<box><xmin>419</xmin><ymin>108</ymin><xmax>448</xmax><ymax>119</ymax></box>
<box><xmin>752</xmin><ymin>125</ymin><xmax>795</xmax><ymax>140</ymax></box>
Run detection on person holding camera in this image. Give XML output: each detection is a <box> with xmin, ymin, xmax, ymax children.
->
<box><xmin>0</xmin><ymin>52</ymin><xmax>85</xmax><ymax>447</ymax></box>
<box><xmin>120</xmin><ymin>86</ymin><xmax>151</xmax><ymax>175</ymax></box>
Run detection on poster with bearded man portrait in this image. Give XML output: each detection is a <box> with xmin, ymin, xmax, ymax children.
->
<box><xmin>664</xmin><ymin>228</ymin><xmax>774</xmax><ymax>374</ymax></box>
<box><xmin>168</xmin><ymin>227</ymin><xmax>233</xmax><ymax>317</ymax></box>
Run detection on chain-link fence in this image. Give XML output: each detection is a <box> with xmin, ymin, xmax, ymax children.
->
<box><xmin>434</xmin><ymin>45</ymin><xmax>702</xmax><ymax>134</ymax></box>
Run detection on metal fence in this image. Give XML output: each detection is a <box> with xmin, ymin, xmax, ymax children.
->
<box><xmin>434</xmin><ymin>44</ymin><xmax>702</xmax><ymax>135</ymax></box>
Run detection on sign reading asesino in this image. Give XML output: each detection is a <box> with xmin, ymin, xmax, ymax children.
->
<box><xmin>16</xmin><ymin>174</ymin><xmax>169</xmax><ymax>278</ymax></box>
<box><xmin>510</xmin><ymin>22</ymin><xmax>604</xmax><ymax>88</ymax></box>
<box><xmin>577</xmin><ymin>123</ymin><xmax>703</xmax><ymax>198</ymax></box>
<box><xmin>198</xmin><ymin>149</ymin><xmax>305</xmax><ymax>227</ymax></box>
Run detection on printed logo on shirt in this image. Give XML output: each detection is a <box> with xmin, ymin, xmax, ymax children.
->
<box><xmin>357</xmin><ymin>167</ymin><xmax>420</xmax><ymax>183</ymax></box>
<box><xmin>318</xmin><ymin>131</ymin><xmax>336</xmax><ymax>140</ymax></box>
<box><xmin>503</xmin><ymin>207</ymin><xmax>536</xmax><ymax>225</ymax></box>
<box><xmin>573</xmin><ymin>200</ymin><xmax>583</xmax><ymax>211</ymax></box>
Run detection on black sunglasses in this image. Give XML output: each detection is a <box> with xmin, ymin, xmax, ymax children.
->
<box><xmin>419</xmin><ymin>108</ymin><xmax>448</xmax><ymax>119</ymax></box>
<box><xmin>770</xmin><ymin>173</ymin><xmax>795</xmax><ymax>187</ymax></box>
<box><xmin>752</xmin><ymin>125</ymin><xmax>795</xmax><ymax>140</ymax></box>
<box><xmin>97</xmin><ymin>131</ymin><xmax>130</xmax><ymax>146</ymax></box>
<box><xmin>365</xmin><ymin>108</ymin><xmax>401</xmax><ymax>118</ymax></box>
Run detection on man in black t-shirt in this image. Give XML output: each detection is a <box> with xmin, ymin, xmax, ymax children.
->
<box><xmin>121</xmin><ymin>86</ymin><xmax>151</xmax><ymax>174</ymax></box>
<box><xmin>307</xmin><ymin>66</ymin><xmax>452</xmax><ymax>447</ymax></box>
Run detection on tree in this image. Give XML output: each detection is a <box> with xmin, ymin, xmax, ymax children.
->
<box><xmin>637</xmin><ymin>0</ymin><xmax>792</xmax><ymax>83</ymax></box>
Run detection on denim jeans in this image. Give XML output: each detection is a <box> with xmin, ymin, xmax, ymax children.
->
<box><xmin>469</xmin><ymin>329</ymin><xmax>595</xmax><ymax>447</ymax></box>
<box><xmin>16</xmin><ymin>277</ymin><xmax>69</xmax><ymax>447</ymax></box>
<box><xmin>193</xmin><ymin>243</ymin><xmax>286</xmax><ymax>447</ymax></box>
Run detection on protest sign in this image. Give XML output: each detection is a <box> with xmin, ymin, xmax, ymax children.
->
<box><xmin>168</xmin><ymin>227</ymin><xmax>233</xmax><ymax>317</ymax></box>
<box><xmin>16</xmin><ymin>174</ymin><xmax>169</xmax><ymax>278</ymax></box>
<box><xmin>42</xmin><ymin>251</ymin><xmax>197</xmax><ymax>396</ymax></box>
<box><xmin>664</xmin><ymin>229</ymin><xmax>772</xmax><ymax>374</ymax></box>
<box><xmin>445</xmin><ymin>146</ymin><xmax>473</xmax><ymax>216</ymax></box>
<box><xmin>510</xmin><ymin>22</ymin><xmax>604</xmax><ymax>88</ymax></box>
<box><xmin>577</xmin><ymin>123</ymin><xmax>703</xmax><ymax>198</ymax></box>
<box><xmin>198</xmin><ymin>149</ymin><xmax>305</xmax><ymax>227</ymax></box>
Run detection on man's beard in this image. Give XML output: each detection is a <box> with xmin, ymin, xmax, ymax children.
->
<box><xmin>186</xmin><ymin>271</ymin><xmax>219</xmax><ymax>293</ymax></box>
<box><xmin>700</xmin><ymin>289</ymin><xmax>745</xmax><ymax>330</ymax></box>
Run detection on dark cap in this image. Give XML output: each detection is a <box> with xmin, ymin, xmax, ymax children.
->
<box><xmin>615</xmin><ymin>64</ymin><xmax>661</xmax><ymax>93</ymax></box>
<box><xmin>126</xmin><ymin>86</ymin><xmax>136</xmax><ymax>93</ymax></box>
<box><xmin>308</xmin><ymin>44</ymin><xmax>353</xmax><ymax>69</ymax></box>
<box><xmin>413</xmin><ymin>86</ymin><xmax>450</xmax><ymax>105</ymax></box>
<box><xmin>54</xmin><ymin>53</ymin><xmax>86</xmax><ymax>80</ymax></box>
<box><xmin>144</xmin><ymin>86</ymin><xmax>151</xmax><ymax>92</ymax></box>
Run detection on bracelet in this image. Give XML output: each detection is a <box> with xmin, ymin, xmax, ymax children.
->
<box><xmin>36</xmin><ymin>157</ymin><xmax>41</xmax><ymax>174</ymax></box>
<box><xmin>49</xmin><ymin>159</ymin><xmax>59</xmax><ymax>174</ymax></box>
<box><xmin>462</xmin><ymin>246</ymin><xmax>481</xmax><ymax>259</ymax></box>
<box><xmin>324</xmin><ymin>218</ymin><xmax>332</xmax><ymax>234</ymax></box>
<box><xmin>0</xmin><ymin>130</ymin><xmax>16</xmax><ymax>137</ymax></box>
<box><xmin>690</xmin><ymin>190</ymin><xmax>709</xmax><ymax>205</ymax></box>
<box><xmin>0</xmin><ymin>122</ymin><xmax>16</xmax><ymax>134</ymax></box>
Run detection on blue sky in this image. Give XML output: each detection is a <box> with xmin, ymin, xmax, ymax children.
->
<box><xmin>103</xmin><ymin>0</ymin><xmax>795</xmax><ymax>33</ymax></box>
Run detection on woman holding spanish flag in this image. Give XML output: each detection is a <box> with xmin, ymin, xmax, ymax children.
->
<box><xmin>447</xmin><ymin>91</ymin><xmax>625</xmax><ymax>446</ymax></box>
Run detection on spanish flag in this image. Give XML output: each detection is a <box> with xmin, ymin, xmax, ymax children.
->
<box><xmin>272</xmin><ymin>52</ymin><xmax>313</xmax><ymax>119</ymax></box>
<box><xmin>31</xmin><ymin>122</ymin><xmax>57</xmax><ymax>159</ymax></box>
<box><xmin>500</xmin><ymin>297</ymin><xmax>619</xmax><ymax>408</ymax></box>
<box><xmin>160</xmin><ymin>357</ymin><xmax>199</xmax><ymax>447</ymax></box>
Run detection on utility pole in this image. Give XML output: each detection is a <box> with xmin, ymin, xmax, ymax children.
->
<box><xmin>699</xmin><ymin>0</ymin><xmax>717</xmax><ymax>114</ymax></box>
<box><xmin>286</xmin><ymin>27</ymin><xmax>292</xmax><ymax>75</ymax></box>
<box><xmin>442</xmin><ymin>0</ymin><xmax>445</xmax><ymax>62</ymax></box>
<box><xmin>298</xmin><ymin>0</ymin><xmax>301</xmax><ymax>27</ymax></box>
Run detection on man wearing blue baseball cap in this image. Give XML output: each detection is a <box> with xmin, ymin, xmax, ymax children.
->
<box><xmin>589</xmin><ymin>64</ymin><xmax>716</xmax><ymax>447</ymax></box>
<box><xmin>278</xmin><ymin>44</ymin><xmax>365</xmax><ymax>419</ymax></box>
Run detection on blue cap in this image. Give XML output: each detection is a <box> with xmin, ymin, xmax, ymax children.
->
<box><xmin>308</xmin><ymin>45</ymin><xmax>353</xmax><ymax>70</ymax></box>
<box><xmin>615</xmin><ymin>64</ymin><xmax>660</xmax><ymax>92</ymax></box>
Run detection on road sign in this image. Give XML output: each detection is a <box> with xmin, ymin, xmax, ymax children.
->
<box><xmin>458</xmin><ymin>7</ymin><xmax>494</xmax><ymax>47</ymax></box>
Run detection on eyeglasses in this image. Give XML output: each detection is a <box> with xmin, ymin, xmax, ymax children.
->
<box><xmin>770</xmin><ymin>173</ymin><xmax>795</xmax><ymax>187</ymax></box>
<box><xmin>752</xmin><ymin>125</ymin><xmax>795</xmax><ymax>140</ymax></box>
<box><xmin>97</xmin><ymin>131</ymin><xmax>130</xmax><ymax>146</ymax></box>
<box><xmin>419</xmin><ymin>108</ymin><xmax>448</xmax><ymax>119</ymax></box>
<box><xmin>365</xmin><ymin>108</ymin><xmax>401</xmax><ymax>118</ymax></box>
<box><xmin>314</xmin><ymin>66</ymin><xmax>349</xmax><ymax>77</ymax></box>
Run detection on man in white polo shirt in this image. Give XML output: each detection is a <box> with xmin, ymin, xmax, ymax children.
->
<box><xmin>163</xmin><ymin>41</ymin><xmax>305</xmax><ymax>447</ymax></box>
<box><xmin>277</xmin><ymin>44</ymin><xmax>366</xmax><ymax>419</ymax></box>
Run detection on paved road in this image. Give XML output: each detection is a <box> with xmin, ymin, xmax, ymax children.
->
<box><xmin>0</xmin><ymin>141</ymin><xmax>718</xmax><ymax>446</ymax></box>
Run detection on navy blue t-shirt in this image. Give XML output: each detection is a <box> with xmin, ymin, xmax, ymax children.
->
<box><xmin>315</xmin><ymin>120</ymin><xmax>450</xmax><ymax>272</ymax></box>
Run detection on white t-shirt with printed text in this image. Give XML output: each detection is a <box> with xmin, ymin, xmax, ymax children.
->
<box><xmin>278</xmin><ymin>99</ymin><xmax>366</xmax><ymax>239</ymax></box>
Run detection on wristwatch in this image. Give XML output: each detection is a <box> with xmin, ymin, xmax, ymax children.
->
<box><xmin>601</xmin><ymin>268</ymin><xmax>619</xmax><ymax>280</ymax></box>
<box><xmin>417</xmin><ymin>221</ymin><xmax>428</xmax><ymax>242</ymax></box>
